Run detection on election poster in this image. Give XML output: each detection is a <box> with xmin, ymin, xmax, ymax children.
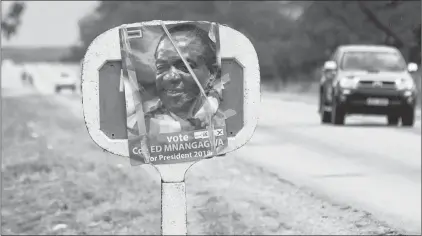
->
<box><xmin>119</xmin><ymin>21</ymin><xmax>229</xmax><ymax>165</ymax></box>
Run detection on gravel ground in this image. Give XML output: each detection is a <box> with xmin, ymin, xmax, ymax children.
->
<box><xmin>1</xmin><ymin>92</ymin><xmax>403</xmax><ymax>235</ymax></box>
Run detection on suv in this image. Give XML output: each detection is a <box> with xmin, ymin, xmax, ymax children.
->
<box><xmin>319</xmin><ymin>45</ymin><xmax>419</xmax><ymax>127</ymax></box>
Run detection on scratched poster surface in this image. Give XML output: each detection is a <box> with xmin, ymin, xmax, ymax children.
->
<box><xmin>119</xmin><ymin>22</ymin><xmax>230</xmax><ymax>165</ymax></box>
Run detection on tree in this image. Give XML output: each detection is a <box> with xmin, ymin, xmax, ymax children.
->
<box><xmin>409</xmin><ymin>24</ymin><xmax>421</xmax><ymax>64</ymax></box>
<box><xmin>1</xmin><ymin>1</ymin><xmax>25</xmax><ymax>40</ymax></box>
<box><xmin>65</xmin><ymin>1</ymin><xmax>421</xmax><ymax>85</ymax></box>
<box><xmin>63</xmin><ymin>0</ymin><xmax>301</xmax><ymax>71</ymax></box>
<box><xmin>286</xmin><ymin>0</ymin><xmax>421</xmax><ymax>82</ymax></box>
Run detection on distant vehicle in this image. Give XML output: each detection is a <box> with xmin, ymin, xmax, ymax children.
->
<box><xmin>54</xmin><ymin>71</ymin><xmax>77</xmax><ymax>93</ymax></box>
<box><xmin>20</xmin><ymin>70</ymin><xmax>34</xmax><ymax>86</ymax></box>
<box><xmin>20</xmin><ymin>65</ymin><xmax>34</xmax><ymax>86</ymax></box>
<box><xmin>318</xmin><ymin>44</ymin><xmax>419</xmax><ymax>127</ymax></box>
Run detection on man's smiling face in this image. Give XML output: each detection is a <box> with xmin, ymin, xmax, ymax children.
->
<box><xmin>155</xmin><ymin>31</ymin><xmax>214</xmax><ymax>115</ymax></box>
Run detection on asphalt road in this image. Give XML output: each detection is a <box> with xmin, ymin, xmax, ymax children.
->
<box><xmin>3</xmin><ymin>68</ymin><xmax>421</xmax><ymax>234</ymax></box>
<box><xmin>239</xmin><ymin>94</ymin><xmax>421</xmax><ymax>234</ymax></box>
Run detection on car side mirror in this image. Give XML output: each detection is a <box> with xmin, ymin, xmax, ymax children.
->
<box><xmin>407</xmin><ymin>62</ymin><xmax>418</xmax><ymax>73</ymax></box>
<box><xmin>323</xmin><ymin>61</ymin><xmax>337</xmax><ymax>71</ymax></box>
<box><xmin>323</xmin><ymin>61</ymin><xmax>337</xmax><ymax>79</ymax></box>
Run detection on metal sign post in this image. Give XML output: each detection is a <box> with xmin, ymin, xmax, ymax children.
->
<box><xmin>155</xmin><ymin>162</ymin><xmax>194</xmax><ymax>235</ymax></box>
<box><xmin>161</xmin><ymin>182</ymin><xmax>187</xmax><ymax>235</ymax></box>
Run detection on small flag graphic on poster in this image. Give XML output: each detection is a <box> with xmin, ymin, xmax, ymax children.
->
<box><xmin>126</xmin><ymin>26</ymin><xmax>143</xmax><ymax>39</ymax></box>
<box><xmin>194</xmin><ymin>131</ymin><xmax>209</xmax><ymax>139</ymax></box>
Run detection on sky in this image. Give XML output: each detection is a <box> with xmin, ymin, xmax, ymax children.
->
<box><xmin>1</xmin><ymin>1</ymin><xmax>99</xmax><ymax>48</ymax></box>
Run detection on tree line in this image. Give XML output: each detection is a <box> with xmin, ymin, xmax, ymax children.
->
<box><xmin>4</xmin><ymin>1</ymin><xmax>420</xmax><ymax>86</ymax></box>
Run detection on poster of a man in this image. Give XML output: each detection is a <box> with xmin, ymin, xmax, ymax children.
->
<box><xmin>119</xmin><ymin>21</ymin><xmax>229</xmax><ymax>165</ymax></box>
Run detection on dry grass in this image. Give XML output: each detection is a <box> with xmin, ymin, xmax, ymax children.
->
<box><xmin>2</xmin><ymin>95</ymin><xmax>161</xmax><ymax>235</ymax></box>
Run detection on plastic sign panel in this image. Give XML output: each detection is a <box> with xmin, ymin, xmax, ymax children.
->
<box><xmin>81</xmin><ymin>20</ymin><xmax>260</xmax><ymax>167</ymax></box>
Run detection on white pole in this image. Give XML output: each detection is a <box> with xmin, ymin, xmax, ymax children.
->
<box><xmin>161</xmin><ymin>182</ymin><xmax>188</xmax><ymax>235</ymax></box>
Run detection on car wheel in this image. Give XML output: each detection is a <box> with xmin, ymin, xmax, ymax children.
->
<box><xmin>55</xmin><ymin>87</ymin><xmax>61</xmax><ymax>94</ymax></box>
<box><xmin>321</xmin><ymin>111</ymin><xmax>332</xmax><ymax>124</ymax></box>
<box><xmin>331</xmin><ymin>100</ymin><xmax>345</xmax><ymax>125</ymax></box>
<box><xmin>387</xmin><ymin>115</ymin><xmax>399</xmax><ymax>126</ymax></box>
<box><xmin>401</xmin><ymin>108</ymin><xmax>415</xmax><ymax>127</ymax></box>
<box><xmin>319</xmin><ymin>92</ymin><xmax>331</xmax><ymax>124</ymax></box>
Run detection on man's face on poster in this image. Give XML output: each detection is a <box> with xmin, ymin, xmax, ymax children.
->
<box><xmin>155</xmin><ymin>30</ymin><xmax>215</xmax><ymax>112</ymax></box>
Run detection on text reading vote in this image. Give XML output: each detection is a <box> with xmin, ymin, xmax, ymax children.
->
<box><xmin>166</xmin><ymin>134</ymin><xmax>189</xmax><ymax>143</ymax></box>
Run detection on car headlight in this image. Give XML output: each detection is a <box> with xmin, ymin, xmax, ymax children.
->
<box><xmin>338</xmin><ymin>77</ymin><xmax>359</xmax><ymax>89</ymax></box>
<box><xmin>395</xmin><ymin>78</ymin><xmax>414</xmax><ymax>90</ymax></box>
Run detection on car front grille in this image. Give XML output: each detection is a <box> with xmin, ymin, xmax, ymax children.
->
<box><xmin>357</xmin><ymin>80</ymin><xmax>396</xmax><ymax>90</ymax></box>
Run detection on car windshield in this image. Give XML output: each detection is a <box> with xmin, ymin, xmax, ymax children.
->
<box><xmin>340</xmin><ymin>51</ymin><xmax>407</xmax><ymax>72</ymax></box>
